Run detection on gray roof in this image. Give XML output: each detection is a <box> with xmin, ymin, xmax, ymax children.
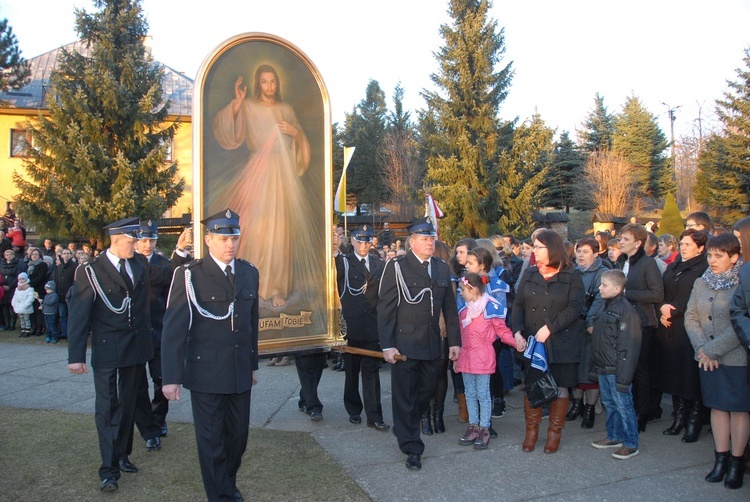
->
<box><xmin>0</xmin><ymin>40</ymin><xmax>193</xmax><ymax>117</ymax></box>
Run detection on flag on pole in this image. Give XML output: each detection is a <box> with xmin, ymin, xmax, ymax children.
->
<box><xmin>334</xmin><ymin>146</ymin><xmax>355</xmax><ymax>213</ymax></box>
<box><xmin>424</xmin><ymin>193</ymin><xmax>444</xmax><ymax>239</ymax></box>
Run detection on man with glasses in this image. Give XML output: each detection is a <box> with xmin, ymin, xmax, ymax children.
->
<box><xmin>685</xmin><ymin>211</ymin><xmax>714</xmax><ymax>234</ymax></box>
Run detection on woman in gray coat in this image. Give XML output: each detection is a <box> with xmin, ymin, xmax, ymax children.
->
<box><xmin>686</xmin><ymin>233</ymin><xmax>748</xmax><ymax>489</ymax></box>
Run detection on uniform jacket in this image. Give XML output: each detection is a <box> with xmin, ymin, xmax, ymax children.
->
<box><xmin>589</xmin><ymin>293</ymin><xmax>642</xmax><ymax>391</ymax></box>
<box><xmin>378</xmin><ymin>252</ymin><xmax>460</xmax><ymax>360</ymax></box>
<box><xmin>617</xmin><ymin>248</ymin><xmax>664</xmax><ymax>327</ymax></box>
<box><xmin>512</xmin><ymin>265</ymin><xmax>585</xmax><ymax>364</ymax></box>
<box><xmin>135</xmin><ymin>251</ymin><xmax>173</xmax><ymax>337</ymax></box>
<box><xmin>336</xmin><ymin>252</ymin><xmax>384</xmax><ymax>342</ymax></box>
<box><xmin>161</xmin><ymin>256</ymin><xmax>259</xmax><ymax>395</ymax></box>
<box><xmin>67</xmin><ymin>253</ymin><xmax>153</xmax><ymax>369</ymax></box>
<box><xmin>11</xmin><ymin>284</ymin><xmax>35</xmax><ymax>314</ymax></box>
<box><xmin>686</xmin><ymin>278</ymin><xmax>745</xmax><ymax>367</ymax></box>
<box><xmin>455</xmin><ymin>296</ymin><xmax>514</xmax><ymax>374</ymax></box>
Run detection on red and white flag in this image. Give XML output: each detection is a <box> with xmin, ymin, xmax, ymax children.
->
<box><xmin>424</xmin><ymin>194</ymin><xmax>444</xmax><ymax>239</ymax></box>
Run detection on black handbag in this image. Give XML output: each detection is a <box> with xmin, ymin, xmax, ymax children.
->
<box><xmin>524</xmin><ymin>367</ymin><xmax>559</xmax><ymax>408</ymax></box>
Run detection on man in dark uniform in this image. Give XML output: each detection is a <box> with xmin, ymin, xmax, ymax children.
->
<box><xmin>161</xmin><ymin>209</ymin><xmax>259</xmax><ymax>502</ymax></box>
<box><xmin>378</xmin><ymin>217</ymin><xmax>461</xmax><ymax>470</ymax></box>
<box><xmin>129</xmin><ymin>220</ymin><xmax>174</xmax><ymax>453</ymax></box>
<box><xmin>67</xmin><ymin>217</ymin><xmax>153</xmax><ymax>492</ymax></box>
<box><xmin>336</xmin><ymin>225</ymin><xmax>389</xmax><ymax>430</ymax></box>
<box><xmin>378</xmin><ymin>221</ymin><xmax>395</xmax><ymax>248</ymax></box>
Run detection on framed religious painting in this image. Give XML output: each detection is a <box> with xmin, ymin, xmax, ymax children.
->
<box><xmin>193</xmin><ymin>33</ymin><xmax>336</xmax><ymax>353</ymax></box>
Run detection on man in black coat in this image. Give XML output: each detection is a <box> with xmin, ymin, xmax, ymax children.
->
<box><xmin>54</xmin><ymin>248</ymin><xmax>76</xmax><ymax>340</ymax></box>
<box><xmin>67</xmin><ymin>218</ymin><xmax>153</xmax><ymax>493</ymax></box>
<box><xmin>378</xmin><ymin>217</ymin><xmax>461</xmax><ymax>471</ymax></box>
<box><xmin>336</xmin><ymin>225</ymin><xmax>389</xmax><ymax>430</ymax></box>
<box><xmin>161</xmin><ymin>209</ymin><xmax>259</xmax><ymax>502</ymax></box>
<box><xmin>616</xmin><ymin>223</ymin><xmax>664</xmax><ymax>431</ymax></box>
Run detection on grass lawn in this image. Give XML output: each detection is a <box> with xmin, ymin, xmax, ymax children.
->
<box><xmin>0</xmin><ymin>407</ymin><xmax>370</xmax><ymax>501</ymax></box>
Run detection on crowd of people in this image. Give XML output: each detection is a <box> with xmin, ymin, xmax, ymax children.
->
<box><xmin>326</xmin><ymin>211</ymin><xmax>750</xmax><ymax>489</ymax></box>
<box><xmin>4</xmin><ymin>207</ymin><xmax>750</xmax><ymax>498</ymax></box>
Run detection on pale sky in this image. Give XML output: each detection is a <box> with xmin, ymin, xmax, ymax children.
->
<box><xmin>4</xmin><ymin>0</ymin><xmax>750</xmax><ymax>141</ymax></box>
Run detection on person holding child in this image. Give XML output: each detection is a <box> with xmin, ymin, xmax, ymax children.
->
<box><xmin>589</xmin><ymin>269</ymin><xmax>642</xmax><ymax>460</ymax></box>
<box><xmin>455</xmin><ymin>272</ymin><xmax>523</xmax><ymax>449</ymax></box>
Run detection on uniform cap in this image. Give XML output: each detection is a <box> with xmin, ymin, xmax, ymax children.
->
<box><xmin>104</xmin><ymin>217</ymin><xmax>140</xmax><ymax>239</ymax></box>
<box><xmin>406</xmin><ymin>217</ymin><xmax>437</xmax><ymax>237</ymax></box>
<box><xmin>201</xmin><ymin>209</ymin><xmax>241</xmax><ymax>235</ymax></box>
<box><xmin>138</xmin><ymin>220</ymin><xmax>159</xmax><ymax>240</ymax></box>
<box><xmin>351</xmin><ymin>225</ymin><xmax>374</xmax><ymax>243</ymax></box>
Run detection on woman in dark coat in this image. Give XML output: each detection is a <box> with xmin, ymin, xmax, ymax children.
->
<box><xmin>513</xmin><ymin>229</ymin><xmax>585</xmax><ymax>454</ymax></box>
<box><xmin>1</xmin><ymin>249</ymin><xmax>21</xmax><ymax>331</ymax></box>
<box><xmin>655</xmin><ymin>228</ymin><xmax>709</xmax><ymax>443</ymax></box>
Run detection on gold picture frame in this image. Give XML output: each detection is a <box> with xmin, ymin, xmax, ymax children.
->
<box><xmin>193</xmin><ymin>33</ymin><xmax>337</xmax><ymax>354</ymax></box>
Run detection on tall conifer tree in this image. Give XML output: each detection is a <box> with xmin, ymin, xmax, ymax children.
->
<box><xmin>422</xmin><ymin>0</ymin><xmax>514</xmax><ymax>242</ymax></box>
<box><xmin>577</xmin><ymin>93</ymin><xmax>614</xmax><ymax>152</ymax></box>
<box><xmin>612</xmin><ymin>95</ymin><xmax>671</xmax><ymax>202</ymax></box>
<box><xmin>0</xmin><ymin>16</ymin><xmax>30</xmax><ymax>98</ymax></box>
<box><xmin>696</xmin><ymin>48</ymin><xmax>750</xmax><ymax>223</ymax></box>
<box><xmin>13</xmin><ymin>0</ymin><xmax>183</xmax><ymax>244</ymax></box>
<box><xmin>543</xmin><ymin>130</ymin><xmax>587</xmax><ymax>212</ymax></box>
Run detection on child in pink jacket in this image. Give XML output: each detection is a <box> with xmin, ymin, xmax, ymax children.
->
<box><xmin>455</xmin><ymin>273</ymin><xmax>521</xmax><ymax>449</ymax></box>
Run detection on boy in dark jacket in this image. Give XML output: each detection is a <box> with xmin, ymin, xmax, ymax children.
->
<box><xmin>590</xmin><ymin>269</ymin><xmax>642</xmax><ymax>460</ymax></box>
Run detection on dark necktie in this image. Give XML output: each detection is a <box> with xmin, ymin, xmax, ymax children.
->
<box><xmin>422</xmin><ymin>260</ymin><xmax>430</xmax><ymax>278</ymax></box>
<box><xmin>119</xmin><ymin>259</ymin><xmax>134</xmax><ymax>292</ymax></box>
<box><xmin>361</xmin><ymin>258</ymin><xmax>369</xmax><ymax>279</ymax></box>
<box><xmin>225</xmin><ymin>265</ymin><xmax>235</xmax><ymax>289</ymax></box>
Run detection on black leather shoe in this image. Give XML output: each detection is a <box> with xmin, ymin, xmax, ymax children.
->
<box><xmin>160</xmin><ymin>423</ymin><xmax>168</xmax><ymax>437</ymax></box>
<box><xmin>367</xmin><ymin>421</ymin><xmax>391</xmax><ymax>431</ymax></box>
<box><xmin>118</xmin><ymin>458</ymin><xmax>138</xmax><ymax>473</ymax></box>
<box><xmin>146</xmin><ymin>436</ymin><xmax>161</xmax><ymax>451</ymax></box>
<box><xmin>405</xmin><ymin>454</ymin><xmax>422</xmax><ymax>470</ymax></box>
<box><xmin>349</xmin><ymin>415</ymin><xmax>361</xmax><ymax>424</ymax></box>
<box><xmin>234</xmin><ymin>488</ymin><xmax>245</xmax><ymax>501</ymax></box>
<box><xmin>101</xmin><ymin>477</ymin><xmax>118</xmax><ymax>492</ymax></box>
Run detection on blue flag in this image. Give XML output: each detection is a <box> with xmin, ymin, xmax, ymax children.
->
<box><xmin>523</xmin><ymin>336</ymin><xmax>549</xmax><ymax>373</ymax></box>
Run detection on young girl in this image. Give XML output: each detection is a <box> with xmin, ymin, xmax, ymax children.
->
<box><xmin>11</xmin><ymin>272</ymin><xmax>36</xmax><ymax>337</ymax></box>
<box><xmin>455</xmin><ymin>273</ymin><xmax>521</xmax><ymax>449</ymax></box>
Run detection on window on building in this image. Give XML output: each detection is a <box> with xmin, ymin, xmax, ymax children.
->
<box><xmin>10</xmin><ymin>129</ymin><xmax>30</xmax><ymax>157</ymax></box>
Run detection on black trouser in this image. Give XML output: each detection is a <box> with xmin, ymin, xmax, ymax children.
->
<box><xmin>92</xmin><ymin>364</ymin><xmax>141</xmax><ymax>480</ymax></box>
<box><xmin>295</xmin><ymin>353</ymin><xmax>327</xmax><ymax>414</ymax></box>
<box><xmin>191</xmin><ymin>389</ymin><xmax>251</xmax><ymax>502</ymax></box>
<box><xmin>343</xmin><ymin>339</ymin><xmax>383</xmax><ymax>422</ymax></box>
<box><xmin>132</xmin><ymin>362</ymin><xmax>162</xmax><ymax>443</ymax></box>
<box><xmin>633</xmin><ymin>326</ymin><xmax>661</xmax><ymax>417</ymax></box>
<box><xmin>391</xmin><ymin>357</ymin><xmax>440</xmax><ymax>455</ymax></box>
<box><xmin>433</xmin><ymin>337</ymin><xmax>450</xmax><ymax>410</ymax></box>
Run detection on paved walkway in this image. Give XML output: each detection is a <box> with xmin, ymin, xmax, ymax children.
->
<box><xmin>1</xmin><ymin>341</ymin><xmax>748</xmax><ymax>501</ymax></box>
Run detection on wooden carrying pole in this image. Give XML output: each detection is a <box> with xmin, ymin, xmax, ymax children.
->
<box><xmin>337</xmin><ymin>344</ymin><xmax>407</xmax><ymax>362</ymax></box>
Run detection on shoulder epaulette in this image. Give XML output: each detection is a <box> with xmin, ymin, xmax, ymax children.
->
<box><xmin>236</xmin><ymin>257</ymin><xmax>256</xmax><ymax>268</ymax></box>
<box><xmin>433</xmin><ymin>257</ymin><xmax>447</xmax><ymax>264</ymax></box>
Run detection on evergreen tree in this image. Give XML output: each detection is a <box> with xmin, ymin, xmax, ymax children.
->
<box><xmin>577</xmin><ymin>93</ymin><xmax>614</xmax><ymax>152</ymax></box>
<box><xmin>495</xmin><ymin>114</ymin><xmax>552</xmax><ymax>235</ymax></box>
<box><xmin>657</xmin><ymin>192</ymin><xmax>684</xmax><ymax>237</ymax></box>
<box><xmin>695</xmin><ymin>48</ymin><xmax>750</xmax><ymax>223</ymax></box>
<box><xmin>343</xmin><ymin>79</ymin><xmax>388</xmax><ymax>212</ymax></box>
<box><xmin>388</xmin><ymin>82</ymin><xmax>411</xmax><ymax>134</ymax></box>
<box><xmin>0</xmin><ymin>15</ymin><xmax>30</xmax><ymax>98</ymax></box>
<box><xmin>612</xmin><ymin>95</ymin><xmax>671</xmax><ymax>202</ymax></box>
<box><xmin>13</xmin><ymin>0</ymin><xmax>183</xmax><ymax>244</ymax></box>
<box><xmin>422</xmin><ymin>0</ymin><xmax>514</xmax><ymax>243</ymax></box>
<box><xmin>543</xmin><ymin>130</ymin><xmax>587</xmax><ymax>212</ymax></box>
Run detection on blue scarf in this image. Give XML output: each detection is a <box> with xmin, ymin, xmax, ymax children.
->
<box><xmin>702</xmin><ymin>259</ymin><xmax>742</xmax><ymax>291</ymax></box>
